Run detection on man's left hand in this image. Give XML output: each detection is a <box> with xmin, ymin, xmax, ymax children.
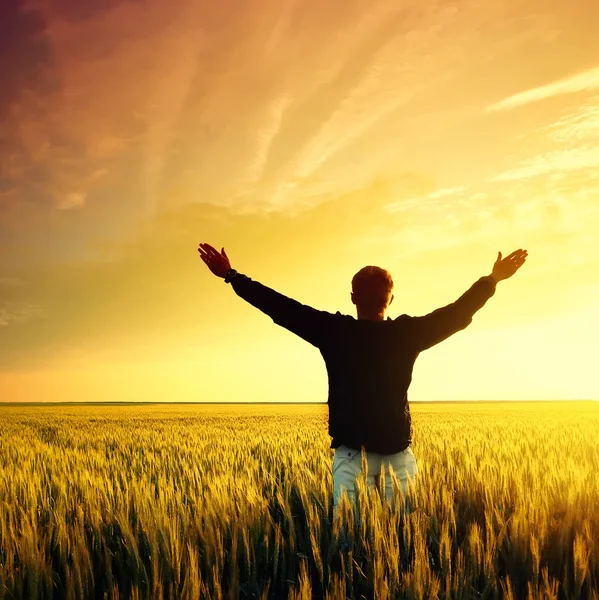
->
<box><xmin>198</xmin><ymin>243</ymin><xmax>232</xmax><ymax>278</ymax></box>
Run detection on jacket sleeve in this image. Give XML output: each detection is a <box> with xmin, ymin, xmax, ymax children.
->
<box><xmin>230</xmin><ymin>273</ymin><xmax>331</xmax><ymax>348</ymax></box>
<box><xmin>406</xmin><ymin>275</ymin><xmax>497</xmax><ymax>352</ymax></box>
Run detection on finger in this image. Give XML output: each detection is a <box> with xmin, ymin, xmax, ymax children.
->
<box><xmin>204</xmin><ymin>249</ymin><xmax>219</xmax><ymax>260</ymax></box>
<box><xmin>200</xmin><ymin>243</ymin><xmax>219</xmax><ymax>257</ymax></box>
<box><xmin>510</xmin><ymin>252</ymin><xmax>527</xmax><ymax>263</ymax></box>
<box><xmin>505</xmin><ymin>249</ymin><xmax>523</xmax><ymax>260</ymax></box>
<box><xmin>198</xmin><ymin>250</ymin><xmax>212</xmax><ymax>263</ymax></box>
<box><xmin>202</xmin><ymin>247</ymin><xmax>218</xmax><ymax>258</ymax></box>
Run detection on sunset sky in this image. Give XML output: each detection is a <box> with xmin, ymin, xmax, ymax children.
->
<box><xmin>1</xmin><ymin>0</ymin><xmax>598</xmax><ymax>403</ymax></box>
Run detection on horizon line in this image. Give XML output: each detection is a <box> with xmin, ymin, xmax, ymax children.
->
<box><xmin>0</xmin><ymin>399</ymin><xmax>597</xmax><ymax>406</ymax></box>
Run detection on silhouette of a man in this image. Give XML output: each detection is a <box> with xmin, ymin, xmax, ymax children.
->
<box><xmin>198</xmin><ymin>243</ymin><xmax>527</xmax><ymax>510</ymax></box>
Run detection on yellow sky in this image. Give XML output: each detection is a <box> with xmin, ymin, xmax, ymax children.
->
<box><xmin>1</xmin><ymin>0</ymin><xmax>598</xmax><ymax>402</ymax></box>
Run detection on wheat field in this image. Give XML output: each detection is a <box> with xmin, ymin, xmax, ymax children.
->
<box><xmin>0</xmin><ymin>402</ymin><xmax>597</xmax><ymax>599</ymax></box>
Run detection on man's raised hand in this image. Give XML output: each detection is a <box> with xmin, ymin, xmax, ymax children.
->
<box><xmin>198</xmin><ymin>243</ymin><xmax>232</xmax><ymax>278</ymax></box>
<box><xmin>491</xmin><ymin>249</ymin><xmax>528</xmax><ymax>282</ymax></box>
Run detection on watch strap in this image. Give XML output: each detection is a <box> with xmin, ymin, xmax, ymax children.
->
<box><xmin>225</xmin><ymin>268</ymin><xmax>238</xmax><ymax>283</ymax></box>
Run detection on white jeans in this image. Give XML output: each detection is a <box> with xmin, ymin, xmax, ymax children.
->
<box><xmin>332</xmin><ymin>444</ymin><xmax>418</xmax><ymax>508</ymax></box>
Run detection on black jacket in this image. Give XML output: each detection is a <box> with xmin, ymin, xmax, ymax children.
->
<box><xmin>230</xmin><ymin>273</ymin><xmax>496</xmax><ymax>454</ymax></box>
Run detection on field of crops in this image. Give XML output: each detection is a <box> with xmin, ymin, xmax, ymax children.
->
<box><xmin>0</xmin><ymin>401</ymin><xmax>597</xmax><ymax>599</ymax></box>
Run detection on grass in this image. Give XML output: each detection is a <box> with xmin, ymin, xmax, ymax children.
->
<box><xmin>0</xmin><ymin>401</ymin><xmax>597</xmax><ymax>599</ymax></box>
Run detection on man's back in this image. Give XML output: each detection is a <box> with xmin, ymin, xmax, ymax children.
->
<box><xmin>320</xmin><ymin>315</ymin><xmax>419</xmax><ymax>454</ymax></box>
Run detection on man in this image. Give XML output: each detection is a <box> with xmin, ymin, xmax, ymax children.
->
<box><xmin>197</xmin><ymin>243</ymin><xmax>528</xmax><ymax>510</ymax></box>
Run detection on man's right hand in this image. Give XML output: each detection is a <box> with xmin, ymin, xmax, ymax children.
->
<box><xmin>491</xmin><ymin>249</ymin><xmax>528</xmax><ymax>282</ymax></box>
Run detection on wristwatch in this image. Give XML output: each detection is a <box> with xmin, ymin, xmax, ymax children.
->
<box><xmin>224</xmin><ymin>268</ymin><xmax>238</xmax><ymax>284</ymax></box>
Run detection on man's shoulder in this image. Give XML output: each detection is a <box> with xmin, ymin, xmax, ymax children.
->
<box><xmin>393</xmin><ymin>314</ymin><xmax>413</xmax><ymax>322</ymax></box>
<box><xmin>391</xmin><ymin>314</ymin><xmax>417</xmax><ymax>332</ymax></box>
<box><xmin>331</xmin><ymin>311</ymin><xmax>354</xmax><ymax>320</ymax></box>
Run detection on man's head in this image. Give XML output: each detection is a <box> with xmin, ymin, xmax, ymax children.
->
<box><xmin>351</xmin><ymin>265</ymin><xmax>394</xmax><ymax>320</ymax></box>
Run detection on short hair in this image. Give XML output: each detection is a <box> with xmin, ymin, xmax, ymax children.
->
<box><xmin>351</xmin><ymin>266</ymin><xmax>394</xmax><ymax>313</ymax></box>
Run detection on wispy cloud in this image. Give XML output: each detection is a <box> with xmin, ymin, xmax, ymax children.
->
<box><xmin>288</xmin><ymin>10</ymin><xmax>420</xmax><ymax>183</ymax></box>
<box><xmin>57</xmin><ymin>192</ymin><xmax>87</xmax><ymax>210</ymax></box>
<box><xmin>0</xmin><ymin>302</ymin><xmax>43</xmax><ymax>327</ymax></box>
<box><xmin>492</xmin><ymin>96</ymin><xmax>599</xmax><ymax>182</ymax></box>
<box><xmin>277</xmin><ymin>1</ymin><xmax>492</xmax><ymax>194</ymax></box>
<box><xmin>492</xmin><ymin>147</ymin><xmax>599</xmax><ymax>182</ymax></box>
<box><xmin>383</xmin><ymin>185</ymin><xmax>467</xmax><ymax>214</ymax></box>
<box><xmin>244</xmin><ymin>93</ymin><xmax>293</xmax><ymax>184</ymax></box>
<box><xmin>543</xmin><ymin>97</ymin><xmax>599</xmax><ymax>143</ymax></box>
<box><xmin>487</xmin><ymin>66</ymin><xmax>599</xmax><ymax>112</ymax></box>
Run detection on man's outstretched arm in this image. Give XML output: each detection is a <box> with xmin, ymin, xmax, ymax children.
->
<box><xmin>198</xmin><ymin>242</ymin><xmax>329</xmax><ymax>347</ymax></box>
<box><xmin>408</xmin><ymin>249</ymin><xmax>528</xmax><ymax>352</ymax></box>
